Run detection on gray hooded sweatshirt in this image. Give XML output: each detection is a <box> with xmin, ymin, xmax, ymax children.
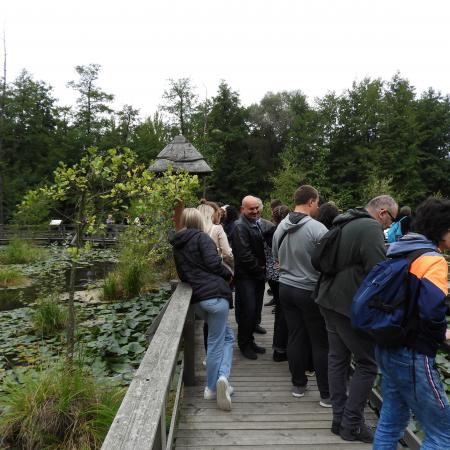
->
<box><xmin>272</xmin><ymin>212</ymin><xmax>328</xmax><ymax>291</ymax></box>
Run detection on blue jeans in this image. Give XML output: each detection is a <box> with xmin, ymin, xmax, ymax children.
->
<box><xmin>194</xmin><ymin>298</ymin><xmax>234</xmax><ymax>391</ymax></box>
<box><xmin>374</xmin><ymin>346</ymin><xmax>450</xmax><ymax>450</ymax></box>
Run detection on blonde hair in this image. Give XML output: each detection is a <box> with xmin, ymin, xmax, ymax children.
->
<box><xmin>197</xmin><ymin>204</ymin><xmax>215</xmax><ymax>233</ymax></box>
<box><xmin>181</xmin><ymin>208</ymin><xmax>205</xmax><ymax>232</ymax></box>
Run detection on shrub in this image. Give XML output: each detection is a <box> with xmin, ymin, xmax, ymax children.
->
<box><xmin>0</xmin><ymin>238</ymin><xmax>46</xmax><ymax>265</ymax></box>
<box><xmin>0</xmin><ymin>362</ymin><xmax>124</xmax><ymax>449</ymax></box>
<box><xmin>32</xmin><ymin>296</ymin><xmax>67</xmax><ymax>336</ymax></box>
<box><xmin>103</xmin><ymin>272</ymin><xmax>121</xmax><ymax>302</ymax></box>
<box><xmin>0</xmin><ymin>267</ymin><xmax>25</xmax><ymax>288</ymax></box>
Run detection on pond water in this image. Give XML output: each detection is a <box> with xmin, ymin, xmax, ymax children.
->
<box><xmin>0</xmin><ymin>259</ymin><xmax>115</xmax><ymax>312</ymax></box>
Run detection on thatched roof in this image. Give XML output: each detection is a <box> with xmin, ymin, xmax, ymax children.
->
<box><xmin>148</xmin><ymin>135</ymin><xmax>213</xmax><ymax>174</ymax></box>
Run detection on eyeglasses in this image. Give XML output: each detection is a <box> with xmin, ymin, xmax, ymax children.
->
<box><xmin>384</xmin><ymin>209</ymin><xmax>396</xmax><ymax>223</ymax></box>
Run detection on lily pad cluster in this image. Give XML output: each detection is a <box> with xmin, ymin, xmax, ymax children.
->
<box><xmin>0</xmin><ymin>287</ymin><xmax>171</xmax><ymax>390</ymax></box>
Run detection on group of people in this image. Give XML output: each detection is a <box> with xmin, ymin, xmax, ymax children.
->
<box><xmin>169</xmin><ymin>187</ymin><xmax>450</xmax><ymax>449</ymax></box>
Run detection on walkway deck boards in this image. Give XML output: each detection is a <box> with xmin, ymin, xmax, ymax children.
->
<box><xmin>175</xmin><ymin>290</ymin><xmax>376</xmax><ymax>449</ymax></box>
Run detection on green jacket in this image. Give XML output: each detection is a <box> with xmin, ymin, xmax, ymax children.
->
<box><xmin>315</xmin><ymin>208</ymin><xmax>386</xmax><ymax>318</ymax></box>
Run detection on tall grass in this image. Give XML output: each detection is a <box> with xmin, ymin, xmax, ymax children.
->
<box><xmin>0</xmin><ymin>266</ymin><xmax>25</xmax><ymax>288</ymax></box>
<box><xmin>32</xmin><ymin>295</ymin><xmax>67</xmax><ymax>336</ymax></box>
<box><xmin>0</xmin><ymin>238</ymin><xmax>46</xmax><ymax>264</ymax></box>
<box><xmin>0</xmin><ymin>362</ymin><xmax>124</xmax><ymax>449</ymax></box>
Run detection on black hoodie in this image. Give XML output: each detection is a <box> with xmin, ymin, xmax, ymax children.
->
<box><xmin>169</xmin><ymin>228</ymin><xmax>233</xmax><ymax>305</ymax></box>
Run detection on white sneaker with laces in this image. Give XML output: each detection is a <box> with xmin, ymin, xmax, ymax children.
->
<box><xmin>216</xmin><ymin>376</ymin><xmax>232</xmax><ymax>411</ymax></box>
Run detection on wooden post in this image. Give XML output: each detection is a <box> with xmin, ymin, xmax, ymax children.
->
<box><xmin>182</xmin><ymin>305</ymin><xmax>195</xmax><ymax>386</ymax></box>
<box><xmin>174</xmin><ymin>199</ymin><xmax>184</xmax><ymax>232</ymax></box>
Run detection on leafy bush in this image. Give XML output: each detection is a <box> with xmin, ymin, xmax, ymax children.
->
<box><xmin>0</xmin><ymin>267</ymin><xmax>25</xmax><ymax>288</ymax></box>
<box><xmin>32</xmin><ymin>296</ymin><xmax>67</xmax><ymax>336</ymax></box>
<box><xmin>0</xmin><ymin>362</ymin><xmax>124</xmax><ymax>449</ymax></box>
<box><xmin>0</xmin><ymin>238</ymin><xmax>46</xmax><ymax>265</ymax></box>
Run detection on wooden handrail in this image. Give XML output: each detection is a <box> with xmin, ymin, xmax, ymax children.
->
<box><xmin>101</xmin><ymin>282</ymin><xmax>194</xmax><ymax>450</ymax></box>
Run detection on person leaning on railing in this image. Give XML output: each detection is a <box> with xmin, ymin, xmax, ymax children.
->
<box><xmin>169</xmin><ymin>208</ymin><xmax>234</xmax><ymax>411</ymax></box>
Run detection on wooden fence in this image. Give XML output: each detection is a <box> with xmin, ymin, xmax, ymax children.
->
<box><xmin>101</xmin><ymin>282</ymin><xmax>194</xmax><ymax>450</ymax></box>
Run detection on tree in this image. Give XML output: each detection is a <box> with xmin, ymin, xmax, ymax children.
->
<box><xmin>17</xmin><ymin>147</ymin><xmax>199</xmax><ymax>358</ymax></box>
<box><xmin>67</xmin><ymin>64</ymin><xmax>114</xmax><ymax>147</ymax></box>
<box><xmin>161</xmin><ymin>78</ymin><xmax>197</xmax><ymax>136</ymax></box>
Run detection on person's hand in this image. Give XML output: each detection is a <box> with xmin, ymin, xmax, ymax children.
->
<box><xmin>446</xmin><ymin>329</ymin><xmax>450</xmax><ymax>341</ymax></box>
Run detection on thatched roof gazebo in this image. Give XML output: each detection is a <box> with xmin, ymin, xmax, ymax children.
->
<box><xmin>148</xmin><ymin>135</ymin><xmax>212</xmax><ymax>230</ymax></box>
<box><xmin>148</xmin><ymin>135</ymin><xmax>212</xmax><ymax>175</ymax></box>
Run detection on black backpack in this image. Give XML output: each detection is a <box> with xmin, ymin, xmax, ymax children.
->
<box><xmin>311</xmin><ymin>217</ymin><xmax>358</xmax><ymax>276</ymax></box>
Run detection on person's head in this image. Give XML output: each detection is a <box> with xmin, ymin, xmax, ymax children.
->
<box><xmin>293</xmin><ymin>185</ymin><xmax>320</xmax><ymax>218</ymax></box>
<box><xmin>272</xmin><ymin>204</ymin><xmax>290</xmax><ymax>225</ymax></box>
<box><xmin>225</xmin><ymin>205</ymin><xmax>239</xmax><ymax>223</ymax></box>
<box><xmin>181</xmin><ymin>208</ymin><xmax>205</xmax><ymax>232</ymax></box>
<box><xmin>197</xmin><ymin>204</ymin><xmax>215</xmax><ymax>232</ymax></box>
<box><xmin>317</xmin><ymin>201</ymin><xmax>340</xmax><ymax>229</ymax></box>
<box><xmin>270</xmin><ymin>199</ymin><xmax>282</xmax><ymax>211</ymax></box>
<box><xmin>199</xmin><ymin>199</ymin><xmax>221</xmax><ymax>224</ymax></box>
<box><xmin>412</xmin><ymin>197</ymin><xmax>450</xmax><ymax>250</ymax></box>
<box><xmin>241</xmin><ymin>195</ymin><xmax>261</xmax><ymax>221</ymax></box>
<box><xmin>366</xmin><ymin>195</ymin><xmax>398</xmax><ymax>230</ymax></box>
<box><xmin>400</xmin><ymin>205</ymin><xmax>412</xmax><ymax>217</ymax></box>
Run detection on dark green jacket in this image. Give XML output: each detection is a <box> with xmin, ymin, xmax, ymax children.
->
<box><xmin>315</xmin><ymin>208</ymin><xmax>386</xmax><ymax>318</ymax></box>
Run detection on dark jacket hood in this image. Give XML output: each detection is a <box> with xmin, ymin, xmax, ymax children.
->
<box><xmin>169</xmin><ymin>228</ymin><xmax>202</xmax><ymax>249</ymax></box>
<box><xmin>333</xmin><ymin>207</ymin><xmax>372</xmax><ymax>226</ymax></box>
<box><xmin>278</xmin><ymin>212</ymin><xmax>309</xmax><ymax>233</ymax></box>
<box><xmin>387</xmin><ymin>232</ymin><xmax>438</xmax><ymax>257</ymax></box>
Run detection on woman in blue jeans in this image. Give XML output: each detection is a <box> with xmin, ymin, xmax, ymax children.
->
<box><xmin>170</xmin><ymin>208</ymin><xmax>234</xmax><ymax>411</ymax></box>
<box><xmin>374</xmin><ymin>197</ymin><xmax>450</xmax><ymax>450</ymax></box>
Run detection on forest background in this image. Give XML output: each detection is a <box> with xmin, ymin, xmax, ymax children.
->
<box><xmin>1</xmin><ymin>63</ymin><xmax>449</xmax><ymax>224</ymax></box>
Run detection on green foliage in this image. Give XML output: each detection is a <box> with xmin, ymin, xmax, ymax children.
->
<box><xmin>0</xmin><ymin>238</ymin><xmax>46</xmax><ymax>264</ymax></box>
<box><xmin>12</xmin><ymin>189</ymin><xmax>55</xmax><ymax>225</ymax></box>
<box><xmin>0</xmin><ymin>266</ymin><xmax>25</xmax><ymax>288</ymax></box>
<box><xmin>103</xmin><ymin>271</ymin><xmax>121</xmax><ymax>302</ymax></box>
<box><xmin>32</xmin><ymin>295</ymin><xmax>67</xmax><ymax>336</ymax></box>
<box><xmin>0</xmin><ymin>362</ymin><xmax>124</xmax><ymax>449</ymax></box>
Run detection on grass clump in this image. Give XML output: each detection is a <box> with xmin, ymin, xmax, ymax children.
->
<box><xmin>0</xmin><ymin>238</ymin><xmax>46</xmax><ymax>264</ymax></box>
<box><xmin>0</xmin><ymin>266</ymin><xmax>25</xmax><ymax>288</ymax></box>
<box><xmin>0</xmin><ymin>362</ymin><xmax>124</xmax><ymax>449</ymax></box>
<box><xmin>32</xmin><ymin>295</ymin><xmax>67</xmax><ymax>336</ymax></box>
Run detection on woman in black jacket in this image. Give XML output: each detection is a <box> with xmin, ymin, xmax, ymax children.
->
<box><xmin>169</xmin><ymin>208</ymin><xmax>234</xmax><ymax>411</ymax></box>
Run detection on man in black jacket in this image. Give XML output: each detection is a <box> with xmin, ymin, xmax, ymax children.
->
<box><xmin>232</xmin><ymin>195</ymin><xmax>268</xmax><ymax>359</ymax></box>
<box><xmin>316</xmin><ymin>195</ymin><xmax>398</xmax><ymax>443</ymax></box>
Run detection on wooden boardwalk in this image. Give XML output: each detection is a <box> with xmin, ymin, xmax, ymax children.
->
<box><xmin>175</xmin><ymin>289</ymin><xmax>376</xmax><ymax>449</ymax></box>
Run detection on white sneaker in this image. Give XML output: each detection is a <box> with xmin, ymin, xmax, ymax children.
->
<box><xmin>305</xmin><ymin>370</ymin><xmax>315</xmax><ymax>377</ymax></box>
<box><xmin>202</xmin><ymin>358</ymin><xmax>206</xmax><ymax>367</ymax></box>
<box><xmin>204</xmin><ymin>386</ymin><xmax>216</xmax><ymax>400</ymax></box>
<box><xmin>228</xmin><ymin>385</ymin><xmax>234</xmax><ymax>396</ymax></box>
<box><xmin>216</xmin><ymin>376</ymin><xmax>232</xmax><ymax>411</ymax></box>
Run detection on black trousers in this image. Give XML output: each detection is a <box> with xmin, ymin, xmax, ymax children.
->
<box><xmin>234</xmin><ymin>277</ymin><xmax>265</xmax><ymax>350</ymax></box>
<box><xmin>320</xmin><ymin>307</ymin><xmax>377</xmax><ymax>428</ymax></box>
<box><xmin>268</xmin><ymin>280</ymin><xmax>288</xmax><ymax>352</ymax></box>
<box><xmin>280</xmin><ymin>283</ymin><xmax>329</xmax><ymax>399</ymax></box>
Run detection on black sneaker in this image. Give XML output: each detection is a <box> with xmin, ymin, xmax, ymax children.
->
<box><xmin>273</xmin><ymin>351</ymin><xmax>287</xmax><ymax>362</ymax></box>
<box><xmin>340</xmin><ymin>423</ymin><xmax>374</xmax><ymax>443</ymax></box>
<box><xmin>331</xmin><ymin>418</ymin><xmax>341</xmax><ymax>435</ymax></box>
<box><xmin>254</xmin><ymin>325</ymin><xmax>267</xmax><ymax>334</ymax></box>
<box><xmin>240</xmin><ymin>346</ymin><xmax>257</xmax><ymax>360</ymax></box>
<box><xmin>251</xmin><ymin>342</ymin><xmax>266</xmax><ymax>354</ymax></box>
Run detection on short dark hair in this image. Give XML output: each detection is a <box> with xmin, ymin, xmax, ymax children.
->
<box><xmin>270</xmin><ymin>199</ymin><xmax>282</xmax><ymax>209</ymax></box>
<box><xmin>317</xmin><ymin>202</ymin><xmax>340</xmax><ymax>229</ymax></box>
<box><xmin>412</xmin><ymin>197</ymin><xmax>450</xmax><ymax>245</ymax></box>
<box><xmin>294</xmin><ymin>185</ymin><xmax>319</xmax><ymax>206</ymax></box>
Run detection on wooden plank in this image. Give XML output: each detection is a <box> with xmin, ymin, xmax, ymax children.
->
<box><xmin>175</xmin><ymin>289</ymin><xmax>375</xmax><ymax>450</ymax></box>
<box><xmin>102</xmin><ymin>282</ymin><xmax>192</xmax><ymax>450</ymax></box>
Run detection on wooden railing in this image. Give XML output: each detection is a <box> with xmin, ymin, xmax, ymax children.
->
<box><xmin>0</xmin><ymin>224</ymin><xmax>127</xmax><ymax>245</ymax></box>
<box><xmin>101</xmin><ymin>282</ymin><xmax>195</xmax><ymax>450</ymax></box>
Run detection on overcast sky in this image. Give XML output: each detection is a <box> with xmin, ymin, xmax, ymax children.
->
<box><xmin>2</xmin><ymin>0</ymin><xmax>449</xmax><ymax>117</ymax></box>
